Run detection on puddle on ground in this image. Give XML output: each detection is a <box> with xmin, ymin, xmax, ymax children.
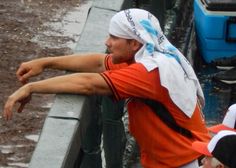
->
<box><xmin>0</xmin><ymin>144</ymin><xmax>30</xmax><ymax>157</ymax></box>
<box><xmin>0</xmin><ymin>145</ymin><xmax>26</xmax><ymax>151</ymax></box>
<box><xmin>24</xmin><ymin>134</ymin><xmax>39</xmax><ymax>142</ymax></box>
<box><xmin>198</xmin><ymin>65</ymin><xmax>233</xmax><ymax>126</ymax></box>
<box><xmin>7</xmin><ymin>156</ymin><xmax>22</xmax><ymax>162</ymax></box>
<box><xmin>7</xmin><ymin>163</ymin><xmax>28</xmax><ymax>168</ymax></box>
<box><xmin>0</xmin><ymin>144</ymin><xmax>33</xmax><ymax>167</ymax></box>
<box><xmin>41</xmin><ymin>102</ymin><xmax>53</xmax><ymax>109</ymax></box>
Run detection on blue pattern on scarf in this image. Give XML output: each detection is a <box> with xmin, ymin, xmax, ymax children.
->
<box><xmin>140</xmin><ymin>20</ymin><xmax>158</xmax><ymax>55</ymax></box>
<box><xmin>140</xmin><ymin>20</ymin><xmax>158</xmax><ymax>36</ymax></box>
<box><xmin>164</xmin><ymin>45</ymin><xmax>181</xmax><ymax>64</ymax></box>
<box><xmin>146</xmin><ymin>43</ymin><xmax>154</xmax><ymax>54</ymax></box>
<box><xmin>140</xmin><ymin>19</ymin><xmax>181</xmax><ymax>64</ymax></box>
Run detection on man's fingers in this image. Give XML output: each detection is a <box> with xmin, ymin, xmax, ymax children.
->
<box><xmin>17</xmin><ymin>103</ymin><xmax>25</xmax><ymax>113</ymax></box>
<box><xmin>16</xmin><ymin>68</ymin><xmax>31</xmax><ymax>83</ymax></box>
<box><xmin>21</xmin><ymin>78</ymin><xmax>29</xmax><ymax>85</ymax></box>
<box><xmin>17</xmin><ymin>95</ymin><xmax>31</xmax><ymax>113</ymax></box>
<box><xmin>18</xmin><ymin>73</ymin><xmax>30</xmax><ymax>84</ymax></box>
<box><xmin>16</xmin><ymin>67</ymin><xmax>27</xmax><ymax>79</ymax></box>
<box><xmin>3</xmin><ymin>101</ymin><xmax>13</xmax><ymax>121</ymax></box>
<box><xmin>3</xmin><ymin>93</ymin><xmax>31</xmax><ymax>121</ymax></box>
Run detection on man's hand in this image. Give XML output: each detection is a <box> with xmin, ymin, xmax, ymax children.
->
<box><xmin>3</xmin><ymin>85</ymin><xmax>31</xmax><ymax>121</ymax></box>
<box><xmin>16</xmin><ymin>60</ymin><xmax>44</xmax><ymax>84</ymax></box>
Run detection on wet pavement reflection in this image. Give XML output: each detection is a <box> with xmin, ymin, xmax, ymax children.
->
<box><xmin>197</xmin><ymin>65</ymin><xmax>233</xmax><ymax>127</ymax></box>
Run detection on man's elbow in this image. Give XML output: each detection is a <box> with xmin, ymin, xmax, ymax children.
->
<box><xmin>77</xmin><ymin>73</ymin><xmax>112</xmax><ymax>96</ymax></box>
<box><xmin>89</xmin><ymin>85</ymin><xmax>112</xmax><ymax>96</ymax></box>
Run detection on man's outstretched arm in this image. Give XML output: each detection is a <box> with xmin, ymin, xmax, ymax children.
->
<box><xmin>3</xmin><ymin>72</ymin><xmax>111</xmax><ymax>120</ymax></box>
<box><xmin>17</xmin><ymin>53</ymin><xmax>106</xmax><ymax>83</ymax></box>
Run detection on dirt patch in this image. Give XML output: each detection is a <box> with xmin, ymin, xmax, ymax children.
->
<box><xmin>0</xmin><ymin>0</ymin><xmax>87</xmax><ymax>167</ymax></box>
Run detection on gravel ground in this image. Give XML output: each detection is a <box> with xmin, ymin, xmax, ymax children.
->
<box><xmin>0</xmin><ymin>0</ymin><xmax>91</xmax><ymax>167</ymax></box>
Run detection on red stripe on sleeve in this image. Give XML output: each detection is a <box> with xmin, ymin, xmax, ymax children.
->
<box><xmin>100</xmin><ymin>73</ymin><xmax>121</xmax><ymax>101</ymax></box>
<box><xmin>104</xmin><ymin>55</ymin><xmax>110</xmax><ymax>70</ymax></box>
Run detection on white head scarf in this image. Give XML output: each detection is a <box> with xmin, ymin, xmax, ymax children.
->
<box><xmin>108</xmin><ymin>8</ymin><xmax>205</xmax><ymax>117</ymax></box>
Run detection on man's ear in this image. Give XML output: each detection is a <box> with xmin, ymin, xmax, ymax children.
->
<box><xmin>130</xmin><ymin>39</ymin><xmax>143</xmax><ymax>52</ymax></box>
<box><xmin>216</xmin><ymin>163</ymin><xmax>225</xmax><ymax>168</ymax></box>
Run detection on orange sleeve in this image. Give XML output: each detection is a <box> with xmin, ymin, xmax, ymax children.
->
<box><xmin>101</xmin><ymin>62</ymin><xmax>164</xmax><ymax>101</ymax></box>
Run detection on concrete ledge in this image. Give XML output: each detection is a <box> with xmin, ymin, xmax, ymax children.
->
<box><xmin>94</xmin><ymin>0</ymin><xmax>124</xmax><ymax>11</ymax></box>
<box><xmin>74</xmin><ymin>7</ymin><xmax>117</xmax><ymax>54</ymax></box>
<box><xmin>29</xmin><ymin>117</ymin><xmax>80</xmax><ymax>168</ymax></box>
<box><xmin>29</xmin><ymin>94</ymin><xmax>101</xmax><ymax>168</ymax></box>
<box><xmin>48</xmin><ymin>94</ymin><xmax>86</xmax><ymax>119</ymax></box>
<box><xmin>29</xmin><ymin>94</ymin><xmax>86</xmax><ymax>168</ymax></box>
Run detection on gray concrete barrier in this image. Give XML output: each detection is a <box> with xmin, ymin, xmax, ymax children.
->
<box><xmin>29</xmin><ymin>94</ymin><xmax>86</xmax><ymax>168</ymax></box>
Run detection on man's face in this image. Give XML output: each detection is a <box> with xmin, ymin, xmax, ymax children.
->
<box><xmin>200</xmin><ymin>156</ymin><xmax>224</xmax><ymax>168</ymax></box>
<box><xmin>201</xmin><ymin>157</ymin><xmax>214</xmax><ymax>168</ymax></box>
<box><xmin>105</xmin><ymin>35</ymin><xmax>137</xmax><ymax>64</ymax></box>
